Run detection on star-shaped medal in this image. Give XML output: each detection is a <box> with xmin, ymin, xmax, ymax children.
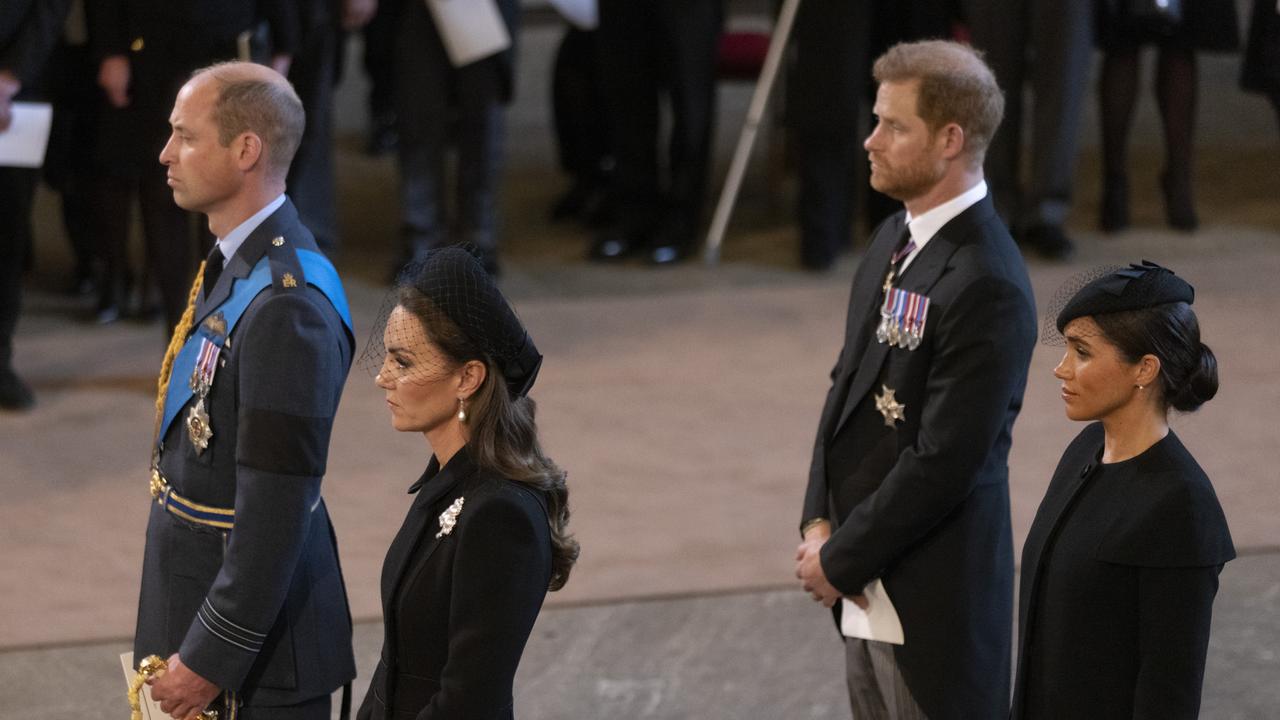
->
<box><xmin>186</xmin><ymin>399</ymin><xmax>213</xmax><ymax>453</ymax></box>
<box><xmin>874</xmin><ymin>385</ymin><xmax>906</xmax><ymax>427</ymax></box>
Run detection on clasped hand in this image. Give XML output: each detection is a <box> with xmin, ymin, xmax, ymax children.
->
<box><xmin>147</xmin><ymin>654</ymin><xmax>221</xmax><ymax>720</ymax></box>
<box><xmin>795</xmin><ymin>524</ymin><xmax>868</xmax><ymax>610</ymax></box>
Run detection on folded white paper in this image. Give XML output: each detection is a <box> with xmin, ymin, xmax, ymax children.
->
<box><xmin>0</xmin><ymin>102</ymin><xmax>53</xmax><ymax>168</ymax></box>
<box><xmin>840</xmin><ymin>578</ymin><xmax>905</xmax><ymax>645</ymax></box>
<box><xmin>424</xmin><ymin>0</ymin><xmax>512</xmax><ymax>67</ymax></box>
<box><xmin>548</xmin><ymin>0</ymin><xmax>598</xmax><ymax>30</ymax></box>
<box><xmin>120</xmin><ymin>652</ymin><xmax>165</xmax><ymax>720</ymax></box>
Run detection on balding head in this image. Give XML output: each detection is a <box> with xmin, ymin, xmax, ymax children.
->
<box><xmin>189</xmin><ymin>61</ymin><xmax>305</xmax><ymax>180</ymax></box>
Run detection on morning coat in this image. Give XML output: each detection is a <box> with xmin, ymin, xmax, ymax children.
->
<box><xmin>802</xmin><ymin>194</ymin><xmax>1037</xmax><ymax>719</ymax></box>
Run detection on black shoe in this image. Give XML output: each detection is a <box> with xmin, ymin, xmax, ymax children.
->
<box><xmin>1022</xmin><ymin>224</ymin><xmax>1076</xmax><ymax>261</ymax></box>
<box><xmin>648</xmin><ymin>241</ymin><xmax>694</xmax><ymax>266</ymax></box>
<box><xmin>589</xmin><ymin>224</ymin><xmax>646</xmax><ymax>262</ymax></box>
<box><xmin>1100</xmin><ymin>174</ymin><xmax>1130</xmax><ymax>233</ymax></box>
<box><xmin>0</xmin><ymin>368</ymin><xmax>34</xmax><ymax>411</ymax></box>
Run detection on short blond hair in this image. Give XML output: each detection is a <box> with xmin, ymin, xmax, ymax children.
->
<box><xmin>872</xmin><ymin>41</ymin><xmax>1004</xmax><ymax>165</ymax></box>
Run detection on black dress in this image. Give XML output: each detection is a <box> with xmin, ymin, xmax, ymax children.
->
<box><xmin>357</xmin><ymin>448</ymin><xmax>553</xmax><ymax>720</ymax></box>
<box><xmin>1012</xmin><ymin>424</ymin><xmax>1235</xmax><ymax>719</ymax></box>
<box><xmin>1094</xmin><ymin>0</ymin><xmax>1240</xmax><ymax>51</ymax></box>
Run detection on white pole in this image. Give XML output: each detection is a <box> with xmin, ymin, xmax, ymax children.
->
<box><xmin>702</xmin><ymin>0</ymin><xmax>803</xmax><ymax>265</ymax></box>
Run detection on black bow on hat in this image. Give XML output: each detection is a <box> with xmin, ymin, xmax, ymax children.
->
<box><xmin>1056</xmin><ymin>260</ymin><xmax>1195</xmax><ymax>332</ymax></box>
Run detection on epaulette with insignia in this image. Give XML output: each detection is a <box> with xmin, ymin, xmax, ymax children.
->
<box><xmin>265</xmin><ymin>236</ymin><xmax>306</xmax><ymax>291</ymax></box>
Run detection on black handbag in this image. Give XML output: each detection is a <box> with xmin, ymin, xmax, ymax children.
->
<box><xmin>1121</xmin><ymin>0</ymin><xmax>1184</xmax><ymax>35</ymax></box>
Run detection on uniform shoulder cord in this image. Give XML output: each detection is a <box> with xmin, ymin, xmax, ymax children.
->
<box><xmin>151</xmin><ymin>261</ymin><xmax>206</xmax><ymax>459</ymax></box>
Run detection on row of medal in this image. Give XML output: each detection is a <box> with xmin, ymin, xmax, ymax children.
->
<box><xmin>876</xmin><ymin>286</ymin><xmax>930</xmax><ymax>350</ymax></box>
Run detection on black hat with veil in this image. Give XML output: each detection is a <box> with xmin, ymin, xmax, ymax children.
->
<box><xmin>360</xmin><ymin>247</ymin><xmax>543</xmax><ymax>398</ymax></box>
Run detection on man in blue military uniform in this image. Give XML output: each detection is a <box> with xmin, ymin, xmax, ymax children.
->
<box><xmin>134</xmin><ymin>61</ymin><xmax>355</xmax><ymax>720</ymax></box>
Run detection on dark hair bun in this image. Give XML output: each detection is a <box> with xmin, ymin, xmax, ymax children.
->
<box><xmin>1168</xmin><ymin>342</ymin><xmax>1218</xmax><ymax>412</ymax></box>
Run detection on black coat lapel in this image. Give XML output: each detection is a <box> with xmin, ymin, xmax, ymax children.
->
<box><xmin>831</xmin><ymin>220</ymin><xmax>968</xmax><ymax>436</ymax></box>
<box><xmin>820</xmin><ymin>215</ymin><xmax>903</xmax><ymax>441</ymax></box>
<box><xmin>383</xmin><ymin>451</ymin><xmax>474</xmax><ymax>619</ymax></box>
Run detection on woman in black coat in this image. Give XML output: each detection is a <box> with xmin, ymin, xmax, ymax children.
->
<box><xmin>357</xmin><ymin>248</ymin><xmax>578</xmax><ymax>720</ymax></box>
<box><xmin>1012</xmin><ymin>262</ymin><xmax>1235</xmax><ymax>719</ymax></box>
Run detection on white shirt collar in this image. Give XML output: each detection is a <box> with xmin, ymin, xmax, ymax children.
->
<box><xmin>899</xmin><ymin>180</ymin><xmax>987</xmax><ymax>272</ymax></box>
<box><xmin>215</xmin><ymin>194</ymin><xmax>287</xmax><ymax>267</ymax></box>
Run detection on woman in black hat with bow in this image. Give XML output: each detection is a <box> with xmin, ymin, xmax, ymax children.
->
<box><xmin>1011</xmin><ymin>261</ymin><xmax>1234</xmax><ymax>718</ymax></box>
<box><xmin>357</xmin><ymin>248</ymin><xmax>578</xmax><ymax>720</ymax></box>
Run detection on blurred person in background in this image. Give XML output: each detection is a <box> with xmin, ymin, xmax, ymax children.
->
<box><xmin>1093</xmin><ymin>0</ymin><xmax>1239</xmax><ymax>233</ymax></box>
<box><xmin>0</xmin><ymin>0</ymin><xmax>72</xmax><ymax>411</ymax></box>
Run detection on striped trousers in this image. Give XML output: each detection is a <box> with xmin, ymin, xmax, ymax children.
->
<box><xmin>845</xmin><ymin>638</ymin><xmax>929</xmax><ymax>720</ymax></box>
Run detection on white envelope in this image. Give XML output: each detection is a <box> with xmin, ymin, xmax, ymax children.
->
<box><xmin>0</xmin><ymin>102</ymin><xmax>53</xmax><ymax>169</ymax></box>
<box><xmin>839</xmin><ymin>578</ymin><xmax>905</xmax><ymax>645</ymax></box>
<box><xmin>424</xmin><ymin>0</ymin><xmax>512</xmax><ymax>67</ymax></box>
<box><xmin>120</xmin><ymin>652</ymin><xmax>166</xmax><ymax>720</ymax></box>
<box><xmin>548</xmin><ymin>0</ymin><xmax>598</xmax><ymax>30</ymax></box>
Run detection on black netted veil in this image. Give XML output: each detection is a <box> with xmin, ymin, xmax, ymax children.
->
<box><xmin>359</xmin><ymin>247</ymin><xmax>543</xmax><ymax>397</ymax></box>
<box><xmin>1040</xmin><ymin>265</ymin><xmax>1124</xmax><ymax>345</ymax></box>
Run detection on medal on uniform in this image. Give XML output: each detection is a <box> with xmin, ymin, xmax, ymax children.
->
<box><xmin>874</xmin><ymin>385</ymin><xmax>907</xmax><ymax>427</ymax></box>
<box><xmin>186</xmin><ymin>399</ymin><xmax>213</xmax><ymax>452</ymax></box>
<box><xmin>877</xmin><ymin>287</ymin><xmax>930</xmax><ymax>350</ymax></box>
<box><xmin>186</xmin><ymin>337</ymin><xmax>221</xmax><ymax>453</ymax></box>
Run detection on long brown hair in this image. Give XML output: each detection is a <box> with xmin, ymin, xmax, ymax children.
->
<box><xmin>399</xmin><ymin>288</ymin><xmax>579</xmax><ymax>590</ymax></box>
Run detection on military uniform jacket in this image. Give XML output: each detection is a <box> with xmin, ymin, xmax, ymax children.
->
<box><xmin>1012</xmin><ymin>424</ymin><xmax>1235</xmax><ymax>719</ymax></box>
<box><xmin>801</xmin><ymin>196</ymin><xmax>1037</xmax><ymax>720</ymax></box>
<box><xmin>133</xmin><ymin>198</ymin><xmax>356</xmax><ymax>706</ymax></box>
<box><xmin>356</xmin><ymin>447</ymin><xmax>552</xmax><ymax>720</ymax></box>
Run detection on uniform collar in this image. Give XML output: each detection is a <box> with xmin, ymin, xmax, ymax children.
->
<box><xmin>215</xmin><ymin>194</ymin><xmax>286</xmax><ymax>266</ymax></box>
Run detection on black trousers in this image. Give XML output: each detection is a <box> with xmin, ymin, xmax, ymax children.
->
<box><xmin>235</xmin><ymin>692</ymin><xmax>331</xmax><ymax>720</ymax></box>
<box><xmin>596</xmin><ymin>0</ymin><xmax>723</xmax><ymax>238</ymax></box>
<box><xmin>0</xmin><ymin>166</ymin><xmax>38</xmax><ymax>371</ymax></box>
<box><xmin>790</xmin><ymin>0</ymin><xmax>876</xmax><ymax>267</ymax></box>
<box><xmin>552</xmin><ymin>27</ymin><xmax>610</xmax><ymax>182</ymax></box>
<box><xmin>393</xmin><ymin>0</ymin><xmax>509</xmax><ymax>256</ymax></box>
<box><xmin>286</xmin><ymin>4</ymin><xmax>339</xmax><ymax>250</ymax></box>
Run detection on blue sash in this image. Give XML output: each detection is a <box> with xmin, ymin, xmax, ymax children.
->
<box><xmin>158</xmin><ymin>249</ymin><xmax>353</xmax><ymax>447</ymax></box>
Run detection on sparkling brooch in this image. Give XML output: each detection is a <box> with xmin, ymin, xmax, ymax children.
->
<box><xmin>436</xmin><ymin>496</ymin><xmax>465</xmax><ymax>538</ymax></box>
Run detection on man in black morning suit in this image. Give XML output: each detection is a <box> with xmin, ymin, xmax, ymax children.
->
<box><xmin>796</xmin><ymin>42</ymin><xmax>1036</xmax><ymax>719</ymax></box>
<box><xmin>134</xmin><ymin>62</ymin><xmax>355</xmax><ymax>720</ymax></box>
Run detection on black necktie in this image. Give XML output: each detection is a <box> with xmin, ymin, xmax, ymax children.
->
<box><xmin>203</xmin><ymin>246</ymin><xmax>225</xmax><ymax>293</ymax></box>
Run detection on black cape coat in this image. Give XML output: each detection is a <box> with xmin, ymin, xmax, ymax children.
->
<box><xmin>1012</xmin><ymin>423</ymin><xmax>1235</xmax><ymax>719</ymax></box>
